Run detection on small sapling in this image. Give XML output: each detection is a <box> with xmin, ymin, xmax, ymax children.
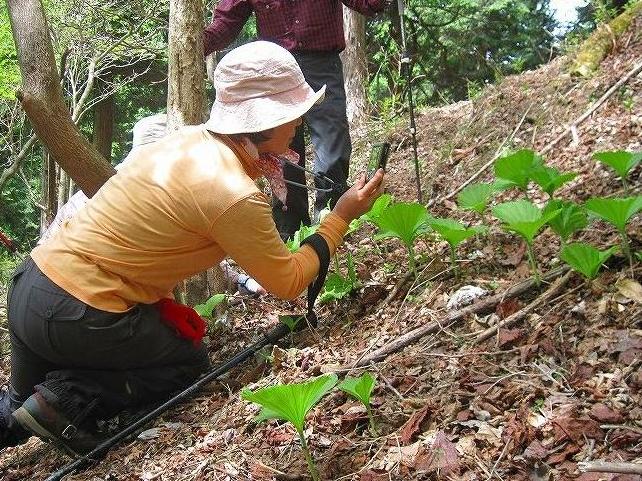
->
<box><xmin>492</xmin><ymin>200</ymin><xmax>561</xmax><ymax>285</ymax></box>
<box><xmin>338</xmin><ymin>373</ymin><xmax>378</xmax><ymax>433</ymax></box>
<box><xmin>242</xmin><ymin>374</ymin><xmax>338</xmax><ymax>481</ymax></box>
<box><xmin>593</xmin><ymin>151</ymin><xmax>642</xmax><ymax>194</ymax></box>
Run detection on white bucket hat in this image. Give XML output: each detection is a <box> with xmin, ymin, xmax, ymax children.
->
<box><xmin>205</xmin><ymin>41</ymin><xmax>326</xmax><ymax>134</ymax></box>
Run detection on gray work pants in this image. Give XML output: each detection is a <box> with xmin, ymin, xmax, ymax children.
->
<box><xmin>272</xmin><ymin>51</ymin><xmax>352</xmax><ymax>240</ymax></box>
<box><xmin>4</xmin><ymin>257</ymin><xmax>210</xmax><ymax>430</ymax></box>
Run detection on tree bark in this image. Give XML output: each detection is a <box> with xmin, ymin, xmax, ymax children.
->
<box><xmin>340</xmin><ymin>6</ymin><xmax>369</xmax><ymax>127</ymax></box>
<box><xmin>6</xmin><ymin>0</ymin><xmax>115</xmax><ymax>197</ymax></box>
<box><xmin>93</xmin><ymin>79</ymin><xmax>115</xmax><ymax>162</ymax></box>
<box><xmin>167</xmin><ymin>0</ymin><xmax>225</xmax><ymax>306</ymax></box>
<box><xmin>166</xmin><ymin>0</ymin><xmax>207</xmax><ymax>131</ymax></box>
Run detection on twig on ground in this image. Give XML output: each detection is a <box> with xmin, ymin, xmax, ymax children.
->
<box><xmin>488</xmin><ymin>440</ymin><xmax>510</xmax><ymax>480</ymax></box>
<box><xmin>600</xmin><ymin>424</ymin><xmax>642</xmax><ymax>435</ymax></box>
<box><xmin>347</xmin><ymin>266</ymin><xmax>569</xmax><ymax>368</ymax></box>
<box><xmin>369</xmin><ymin>361</ymin><xmax>404</xmax><ymax>400</ymax></box>
<box><xmin>577</xmin><ymin>461</ymin><xmax>642</xmax><ymax>475</ymax></box>
<box><xmin>472</xmin><ymin>270</ymin><xmax>573</xmax><ymax>345</ymax></box>
<box><xmin>540</xmin><ymin>60</ymin><xmax>642</xmax><ymax>154</ymax></box>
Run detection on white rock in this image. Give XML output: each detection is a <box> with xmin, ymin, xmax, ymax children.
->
<box><xmin>447</xmin><ymin>285</ymin><xmax>489</xmax><ymax>310</ymax></box>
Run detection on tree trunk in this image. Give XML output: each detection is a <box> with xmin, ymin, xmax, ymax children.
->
<box><xmin>340</xmin><ymin>6</ymin><xmax>369</xmax><ymax>127</ymax></box>
<box><xmin>6</xmin><ymin>0</ymin><xmax>115</xmax><ymax>197</ymax></box>
<box><xmin>40</xmin><ymin>148</ymin><xmax>57</xmax><ymax>236</ymax></box>
<box><xmin>93</xmin><ymin>79</ymin><xmax>115</xmax><ymax>162</ymax></box>
<box><xmin>167</xmin><ymin>0</ymin><xmax>225</xmax><ymax>306</ymax></box>
<box><xmin>166</xmin><ymin>0</ymin><xmax>207</xmax><ymax>131</ymax></box>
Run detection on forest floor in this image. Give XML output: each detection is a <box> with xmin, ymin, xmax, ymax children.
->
<box><xmin>1</xmin><ymin>13</ymin><xmax>642</xmax><ymax>481</ymax></box>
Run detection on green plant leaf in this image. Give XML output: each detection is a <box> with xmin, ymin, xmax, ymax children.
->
<box><xmin>492</xmin><ymin>200</ymin><xmax>560</xmax><ymax>243</ymax></box>
<box><xmin>560</xmin><ymin>242</ymin><xmax>618</xmax><ymax>279</ymax></box>
<box><xmin>636</xmin><ymin>252</ymin><xmax>642</xmax><ymax>262</ymax></box>
<box><xmin>372</xmin><ymin>202</ymin><xmax>431</xmax><ymax>249</ymax></box>
<box><xmin>347</xmin><ymin>193</ymin><xmax>393</xmax><ymax>234</ymax></box>
<box><xmin>493</xmin><ymin>149</ymin><xmax>543</xmax><ymax>191</ymax></box>
<box><xmin>241</xmin><ymin>374</ymin><xmax>338</xmax><ymax>433</ymax></box>
<box><xmin>530</xmin><ymin>165</ymin><xmax>577</xmax><ymax>197</ymax></box>
<box><xmin>457</xmin><ymin>183</ymin><xmax>498</xmax><ymax>214</ymax></box>
<box><xmin>543</xmin><ymin>200</ymin><xmax>588</xmax><ymax>242</ymax></box>
<box><xmin>279</xmin><ymin>315</ymin><xmax>304</xmax><ymax>332</ymax></box>
<box><xmin>427</xmin><ymin>217</ymin><xmax>487</xmax><ymax>249</ymax></box>
<box><xmin>286</xmin><ymin>223</ymin><xmax>319</xmax><ymax>252</ymax></box>
<box><xmin>585</xmin><ymin>196</ymin><xmax>642</xmax><ymax>232</ymax></box>
<box><xmin>319</xmin><ymin>253</ymin><xmax>359</xmax><ymax>303</ymax></box>
<box><xmin>593</xmin><ymin>151</ymin><xmax>642</xmax><ymax>179</ymax></box>
<box><xmin>193</xmin><ymin>293</ymin><xmax>226</xmax><ymax>317</ymax></box>
<box><xmin>338</xmin><ymin>373</ymin><xmax>376</xmax><ymax>409</ymax></box>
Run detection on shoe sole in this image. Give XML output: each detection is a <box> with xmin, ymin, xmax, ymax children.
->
<box><xmin>12</xmin><ymin>407</ymin><xmax>81</xmax><ymax>458</ymax></box>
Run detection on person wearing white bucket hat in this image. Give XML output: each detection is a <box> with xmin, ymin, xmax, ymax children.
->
<box><xmin>2</xmin><ymin>40</ymin><xmax>384</xmax><ymax>455</ymax></box>
<box><xmin>205</xmin><ymin>0</ymin><xmax>388</xmax><ymax>240</ymax></box>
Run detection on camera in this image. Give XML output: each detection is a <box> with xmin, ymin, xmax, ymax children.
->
<box><xmin>367</xmin><ymin>142</ymin><xmax>390</xmax><ymax>181</ymax></box>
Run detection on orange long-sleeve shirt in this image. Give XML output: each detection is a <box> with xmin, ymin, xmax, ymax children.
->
<box><xmin>32</xmin><ymin>126</ymin><xmax>348</xmax><ymax>312</ymax></box>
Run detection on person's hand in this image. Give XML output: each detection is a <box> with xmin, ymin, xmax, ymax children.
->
<box><xmin>332</xmin><ymin>169</ymin><xmax>385</xmax><ymax>223</ymax></box>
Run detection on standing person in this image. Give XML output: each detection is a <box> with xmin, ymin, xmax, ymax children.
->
<box><xmin>204</xmin><ymin>0</ymin><xmax>387</xmax><ymax>240</ymax></box>
<box><xmin>1</xmin><ymin>41</ymin><xmax>384</xmax><ymax>456</ymax></box>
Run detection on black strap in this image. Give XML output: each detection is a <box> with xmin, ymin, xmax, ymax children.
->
<box><xmin>300</xmin><ymin>233</ymin><xmax>330</xmax><ymax>327</ymax></box>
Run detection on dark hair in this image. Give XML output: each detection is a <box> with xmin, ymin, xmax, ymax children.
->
<box><xmin>228</xmin><ymin>129</ymin><xmax>273</xmax><ymax>145</ymax></box>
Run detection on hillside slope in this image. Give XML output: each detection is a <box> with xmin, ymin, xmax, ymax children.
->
<box><xmin>1</xmin><ymin>13</ymin><xmax>641</xmax><ymax>481</ymax></box>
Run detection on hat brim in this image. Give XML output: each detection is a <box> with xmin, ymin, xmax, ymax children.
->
<box><xmin>205</xmin><ymin>84</ymin><xmax>326</xmax><ymax>135</ymax></box>
<box><xmin>205</xmin><ymin>83</ymin><xmax>325</xmax><ymax>134</ymax></box>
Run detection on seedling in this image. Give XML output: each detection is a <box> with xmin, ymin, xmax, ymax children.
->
<box><xmin>593</xmin><ymin>151</ymin><xmax>642</xmax><ymax>194</ymax></box>
<box><xmin>337</xmin><ymin>373</ymin><xmax>378</xmax><ymax>433</ymax></box>
<box><xmin>543</xmin><ymin>200</ymin><xmax>588</xmax><ymax>243</ymax></box>
<box><xmin>492</xmin><ymin>200</ymin><xmax>561</xmax><ymax>285</ymax></box>
<box><xmin>493</xmin><ymin>149</ymin><xmax>543</xmax><ymax>196</ymax></box>
<box><xmin>427</xmin><ymin>217</ymin><xmax>487</xmax><ymax>275</ymax></box>
<box><xmin>194</xmin><ymin>293</ymin><xmax>226</xmax><ymax>318</ymax></box>
<box><xmin>319</xmin><ymin>252</ymin><xmax>360</xmax><ymax>303</ymax></box>
<box><xmin>279</xmin><ymin>314</ymin><xmax>304</xmax><ymax>344</ymax></box>
<box><xmin>242</xmin><ymin>374</ymin><xmax>338</xmax><ymax>481</ymax></box>
<box><xmin>372</xmin><ymin>202</ymin><xmax>431</xmax><ymax>276</ymax></box>
<box><xmin>560</xmin><ymin>242</ymin><xmax>618</xmax><ymax>280</ymax></box>
<box><xmin>530</xmin><ymin>165</ymin><xmax>577</xmax><ymax>198</ymax></box>
<box><xmin>585</xmin><ymin>196</ymin><xmax>642</xmax><ymax>273</ymax></box>
<box><xmin>286</xmin><ymin>223</ymin><xmax>319</xmax><ymax>252</ymax></box>
<box><xmin>457</xmin><ymin>182</ymin><xmax>498</xmax><ymax>217</ymax></box>
<box><xmin>348</xmin><ymin>193</ymin><xmax>393</xmax><ymax>234</ymax></box>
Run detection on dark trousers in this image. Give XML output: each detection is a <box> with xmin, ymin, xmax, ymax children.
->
<box><xmin>272</xmin><ymin>51</ymin><xmax>352</xmax><ymax>240</ymax></box>
<box><xmin>4</xmin><ymin>257</ymin><xmax>210</xmax><ymax>431</ymax></box>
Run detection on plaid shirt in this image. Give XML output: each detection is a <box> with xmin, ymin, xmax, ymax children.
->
<box><xmin>204</xmin><ymin>0</ymin><xmax>386</xmax><ymax>55</ymax></box>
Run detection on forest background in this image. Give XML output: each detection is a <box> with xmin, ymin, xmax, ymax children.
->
<box><xmin>0</xmin><ymin>0</ymin><xmax>628</xmax><ymax>274</ymax></box>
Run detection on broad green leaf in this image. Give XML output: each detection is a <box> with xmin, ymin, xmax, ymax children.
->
<box><xmin>530</xmin><ymin>165</ymin><xmax>577</xmax><ymax>197</ymax></box>
<box><xmin>560</xmin><ymin>243</ymin><xmax>618</xmax><ymax>279</ymax></box>
<box><xmin>194</xmin><ymin>293</ymin><xmax>226</xmax><ymax>317</ymax></box>
<box><xmin>427</xmin><ymin>217</ymin><xmax>487</xmax><ymax>249</ymax></box>
<box><xmin>593</xmin><ymin>151</ymin><xmax>642</xmax><ymax>179</ymax></box>
<box><xmin>457</xmin><ymin>183</ymin><xmax>497</xmax><ymax>214</ymax></box>
<box><xmin>338</xmin><ymin>373</ymin><xmax>376</xmax><ymax>409</ymax></box>
<box><xmin>348</xmin><ymin>193</ymin><xmax>393</xmax><ymax>234</ymax></box>
<box><xmin>319</xmin><ymin>253</ymin><xmax>359</xmax><ymax>303</ymax></box>
<box><xmin>372</xmin><ymin>202</ymin><xmax>431</xmax><ymax>248</ymax></box>
<box><xmin>242</xmin><ymin>374</ymin><xmax>338</xmax><ymax>433</ymax></box>
<box><xmin>543</xmin><ymin>200</ymin><xmax>587</xmax><ymax>241</ymax></box>
<box><xmin>636</xmin><ymin>252</ymin><xmax>642</xmax><ymax>262</ymax></box>
<box><xmin>279</xmin><ymin>315</ymin><xmax>304</xmax><ymax>332</ymax></box>
<box><xmin>493</xmin><ymin>149</ymin><xmax>543</xmax><ymax>191</ymax></box>
<box><xmin>492</xmin><ymin>200</ymin><xmax>560</xmax><ymax>243</ymax></box>
<box><xmin>285</xmin><ymin>223</ymin><xmax>319</xmax><ymax>252</ymax></box>
<box><xmin>585</xmin><ymin>196</ymin><xmax>642</xmax><ymax>232</ymax></box>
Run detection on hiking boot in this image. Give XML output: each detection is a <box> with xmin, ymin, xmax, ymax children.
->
<box><xmin>0</xmin><ymin>389</ymin><xmax>29</xmax><ymax>450</ymax></box>
<box><xmin>12</xmin><ymin>392</ymin><xmax>101</xmax><ymax>457</ymax></box>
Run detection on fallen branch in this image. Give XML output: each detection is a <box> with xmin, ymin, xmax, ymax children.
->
<box><xmin>577</xmin><ymin>461</ymin><xmax>642</xmax><ymax>475</ymax></box>
<box><xmin>541</xmin><ymin>60</ymin><xmax>642</xmax><ymax>154</ymax></box>
<box><xmin>349</xmin><ymin>266</ymin><xmax>569</xmax><ymax>367</ymax></box>
<box><xmin>472</xmin><ymin>270</ymin><xmax>574</xmax><ymax>345</ymax></box>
